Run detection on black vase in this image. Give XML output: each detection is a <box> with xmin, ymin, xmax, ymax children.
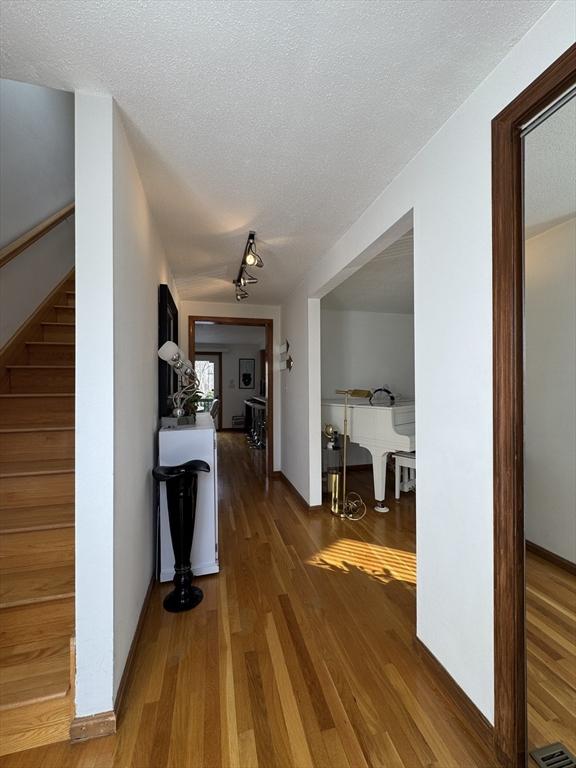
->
<box><xmin>153</xmin><ymin>459</ymin><xmax>210</xmax><ymax>612</ymax></box>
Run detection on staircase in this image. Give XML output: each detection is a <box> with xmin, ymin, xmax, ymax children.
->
<box><xmin>0</xmin><ymin>272</ymin><xmax>75</xmax><ymax>755</ymax></box>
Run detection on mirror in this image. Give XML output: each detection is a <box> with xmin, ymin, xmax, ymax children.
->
<box><xmin>523</xmin><ymin>93</ymin><xmax>576</xmax><ymax>759</ymax></box>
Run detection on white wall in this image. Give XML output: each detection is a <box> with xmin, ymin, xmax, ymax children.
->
<box><xmin>0</xmin><ymin>79</ymin><xmax>74</xmax><ymax>345</ymax></box>
<box><xmin>75</xmin><ymin>93</ymin><xmax>178</xmax><ymax>717</ymax></box>
<box><xmin>179</xmin><ymin>300</ymin><xmax>282</xmax><ymax>470</ymax></box>
<box><xmin>525</xmin><ymin>218</ymin><xmax>576</xmax><ymax>564</ymax></box>
<box><xmin>321</xmin><ymin>309</ymin><xmax>415</xmax><ymax>398</ymax></box>
<box><xmin>280</xmin><ymin>2</ymin><xmax>575</xmax><ymax>723</ymax></box>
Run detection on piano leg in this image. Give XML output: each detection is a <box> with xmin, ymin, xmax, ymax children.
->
<box><xmin>369</xmin><ymin>450</ymin><xmax>390</xmax><ymax>513</ymax></box>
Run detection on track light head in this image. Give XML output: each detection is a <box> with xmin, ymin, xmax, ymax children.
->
<box><xmin>234</xmin><ymin>231</ymin><xmax>263</xmax><ymax>300</ymax></box>
<box><xmin>240</xmin><ymin>270</ymin><xmax>258</xmax><ymax>286</ymax></box>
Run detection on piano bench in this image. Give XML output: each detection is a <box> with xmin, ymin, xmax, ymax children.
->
<box><xmin>394</xmin><ymin>452</ymin><xmax>416</xmax><ymax>500</ymax></box>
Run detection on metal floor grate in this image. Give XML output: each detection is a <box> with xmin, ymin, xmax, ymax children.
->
<box><xmin>530</xmin><ymin>743</ymin><xmax>576</xmax><ymax>768</ymax></box>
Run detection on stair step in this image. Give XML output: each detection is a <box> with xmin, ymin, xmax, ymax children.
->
<box><xmin>7</xmin><ymin>366</ymin><xmax>74</xmax><ymax>394</ymax></box>
<box><xmin>41</xmin><ymin>323</ymin><xmax>75</xmax><ymax>343</ymax></box>
<box><xmin>64</xmin><ymin>292</ymin><xmax>75</xmax><ymax>308</ymax></box>
<box><xmin>0</xmin><ymin>689</ymin><xmax>71</xmax><ymax>756</ymax></box>
<box><xmin>0</xmin><ymin>504</ymin><xmax>74</xmax><ymax>533</ymax></box>
<box><xmin>0</xmin><ymin>564</ymin><xmax>74</xmax><ymax>609</ymax></box>
<box><xmin>0</xmin><ymin>638</ymin><xmax>69</xmax><ymax>710</ymax></box>
<box><xmin>0</xmin><ymin>458</ymin><xmax>74</xmax><ymax>477</ymax></box>
<box><xmin>53</xmin><ymin>306</ymin><xmax>75</xmax><ymax>323</ymax></box>
<box><xmin>0</xmin><ymin>459</ymin><xmax>74</xmax><ymax>509</ymax></box>
<box><xmin>25</xmin><ymin>342</ymin><xmax>74</xmax><ymax>365</ymax></box>
<box><xmin>0</xmin><ymin>527</ymin><xmax>74</xmax><ymax>572</ymax></box>
<box><xmin>0</xmin><ymin>394</ymin><xmax>74</xmax><ymax>428</ymax></box>
<box><xmin>0</xmin><ymin>428</ymin><xmax>74</xmax><ymax>463</ymax></box>
<box><xmin>0</xmin><ymin>598</ymin><xmax>74</xmax><ymax>649</ymax></box>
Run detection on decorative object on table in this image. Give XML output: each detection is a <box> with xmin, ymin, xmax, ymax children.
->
<box><xmin>239</xmin><ymin>357</ymin><xmax>255</xmax><ymax>389</ymax></box>
<box><xmin>158</xmin><ymin>284</ymin><xmax>179</xmax><ymax>418</ymax></box>
<box><xmin>369</xmin><ymin>387</ymin><xmax>396</xmax><ymax>406</ymax></box>
<box><xmin>279</xmin><ymin>339</ymin><xmax>293</xmax><ymax>371</ymax></box>
<box><xmin>325</xmin><ymin>388</ymin><xmax>372</xmax><ymax>520</ymax></box>
<box><xmin>153</xmin><ymin>459</ymin><xmax>210</xmax><ymax>612</ymax></box>
<box><xmin>158</xmin><ymin>341</ymin><xmax>205</xmax><ymax>422</ymax></box>
<box><xmin>233</xmin><ymin>231</ymin><xmax>264</xmax><ymax>301</ymax></box>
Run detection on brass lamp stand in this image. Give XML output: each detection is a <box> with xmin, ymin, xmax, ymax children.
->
<box><xmin>325</xmin><ymin>389</ymin><xmax>371</xmax><ymax>521</ymax></box>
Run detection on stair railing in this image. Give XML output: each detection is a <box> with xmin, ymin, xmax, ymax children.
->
<box><xmin>0</xmin><ymin>202</ymin><xmax>75</xmax><ymax>270</ymax></box>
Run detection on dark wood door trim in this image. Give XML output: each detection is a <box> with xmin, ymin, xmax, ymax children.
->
<box><xmin>492</xmin><ymin>43</ymin><xmax>576</xmax><ymax>768</ymax></box>
<box><xmin>189</xmin><ymin>316</ymin><xmax>274</xmax><ymax>476</ymax></box>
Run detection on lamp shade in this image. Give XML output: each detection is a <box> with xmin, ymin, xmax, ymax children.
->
<box><xmin>158</xmin><ymin>341</ymin><xmax>181</xmax><ymax>364</ymax></box>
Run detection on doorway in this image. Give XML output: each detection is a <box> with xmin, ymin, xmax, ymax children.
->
<box><xmin>492</xmin><ymin>44</ymin><xmax>576</xmax><ymax>768</ymax></box>
<box><xmin>189</xmin><ymin>316</ymin><xmax>274</xmax><ymax>476</ymax></box>
<box><xmin>194</xmin><ymin>352</ymin><xmax>223</xmax><ymax>430</ymax></box>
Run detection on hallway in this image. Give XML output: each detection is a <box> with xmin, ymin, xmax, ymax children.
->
<box><xmin>0</xmin><ymin>433</ymin><xmax>501</xmax><ymax>767</ymax></box>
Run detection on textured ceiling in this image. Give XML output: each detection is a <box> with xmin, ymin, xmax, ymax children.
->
<box><xmin>524</xmin><ymin>95</ymin><xmax>576</xmax><ymax>238</ymax></box>
<box><xmin>323</xmin><ymin>230</ymin><xmax>413</xmax><ymax>313</ymax></box>
<box><xmin>0</xmin><ymin>0</ymin><xmax>554</xmax><ymax>304</ymax></box>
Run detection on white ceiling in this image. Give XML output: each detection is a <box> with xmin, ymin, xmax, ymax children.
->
<box><xmin>0</xmin><ymin>0</ymin><xmax>554</xmax><ymax>304</ymax></box>
<box><xmin>323</xmin><ymin>229</ymin><xmax>413</xmax><ymax>313</ymax></box>
<box><xmin>524</xmin><ymin>95</ymin><xmax>576</xmax><ymax>238</ymax></box>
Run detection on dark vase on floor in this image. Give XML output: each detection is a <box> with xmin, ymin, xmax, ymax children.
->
<box><xmin>153</xmin><ymin>459</ymin><xmax>210</xmax><ymax>612</ymax></box>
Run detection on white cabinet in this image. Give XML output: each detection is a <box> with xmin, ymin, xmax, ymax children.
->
<box><xmin>158</xmin><ymin>413</ymin><xmax>219</xmax><ymax>581</ymax></box>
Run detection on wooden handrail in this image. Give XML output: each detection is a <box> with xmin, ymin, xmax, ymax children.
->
<box><xmin>0</xmin><ymin>202</ymin><xmax>75</xmax><ymax>270</ymax></box>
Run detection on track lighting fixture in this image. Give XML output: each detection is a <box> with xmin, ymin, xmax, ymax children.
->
<box><xmin>233</xmin><ymin>231</ymin><xmax>264</xmax><ymax>300</ymax></box>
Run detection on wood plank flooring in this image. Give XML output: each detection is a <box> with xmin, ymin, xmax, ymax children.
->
<box><xmin>1</xmin><ymin>433</ymin><xmax>573</xmax><ymax>767</ymax></box>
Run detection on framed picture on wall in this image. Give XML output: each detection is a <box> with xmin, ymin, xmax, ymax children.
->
<box><xmin>239</xmin><ymin>358</ymin><xmax>255</xmax><ymax>389</ymax></box>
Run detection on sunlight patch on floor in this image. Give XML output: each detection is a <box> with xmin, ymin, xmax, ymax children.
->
<box><xmin>307</xmin><ymin>538</ymin><xmax>416</xmax><ymax>584</ymax></box>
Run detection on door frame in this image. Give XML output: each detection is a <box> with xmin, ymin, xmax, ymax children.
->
<box><xmin>194</xmin><ymin>350</ymin><xmax>223</xmax><ymax>431</ymax></box>
<box><xmin>189</xmin><ymin>316</ymin><xmax>274</xmax><ymax>476</ymax></box>
<box><xmin>492</xmin><ymin>43</ymin><xmax>576</xmax><ymax>768</ymax></box>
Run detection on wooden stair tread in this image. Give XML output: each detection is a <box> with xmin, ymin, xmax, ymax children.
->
<box><xmin>52</xmin><ymin>305</ymin><xmax>75</xmax><ymax>310</ymax></box>
<box><xmin>0</xmin><ymin>427</ymin><xmax>74</xmax><ymax>435</ymax></box>
<box><xmin>25</xmin><ymin>342</ymin><xmax>74</xmax><ymax>347</ymax></box>
<box><xmin>0</xmin><ymin>638</ymin><xmax>69</xmax><ymax>710</ymax></box>
<box><xmin>6</xmin><ymin>365</ymin><xmax>75</xmax><ymax>370</ymax></box>
<box><xmin>0</xmin><ymin>393</ymin><xmax>74</xmax><ymax>398</ymax></box>
<box><xmin>40</xmin><ymin>322</ymin><xmax>75</xmax><ymax>328</ymax></box>
<box><xmin>0</xmin><ymin>459</ymin><xmax>74</xmax><ymax>478</ymax></box>
<box><xmin>0</xmin><ymin>505</ymin><xmax>74</xmax><ymax>533</ymax></box>
<box><xmin>0</xmin><ymin>565</ymin><xmax>74</xmax><ymax>609</ymax></box>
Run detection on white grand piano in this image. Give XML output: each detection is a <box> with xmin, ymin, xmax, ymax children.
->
<box><xmin>321</xmin><ymin>397</ymin><xmax>415</xmax><ymax>512</ymax></box>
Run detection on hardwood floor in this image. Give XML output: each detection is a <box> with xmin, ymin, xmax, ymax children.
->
<box><xmin>527</xmin><ymin>552</ymin><xmax>576</xmax><ymax>757</ymax></box>
<box><xmin>0</xmin><ymin>433</ymin><xmax>572</xmax><ymax>767</ymax></box>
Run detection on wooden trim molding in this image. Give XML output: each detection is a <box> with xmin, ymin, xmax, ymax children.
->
<box><xmin>70</xmin><ymin>579</ymin><xmax>154</xmax><ymax>742</ymax></box>
<box><xmin>0</xmin><ymin>202</ymin><xmax>74</xmax><ymax>269</ymax></box>
<box><xmin>414</xmin><ymin>639</ymin><xmax>494</xmax><ymax>751</ymax></box>
<box><xmin>70</xmin><ymin>711</ymin><xmax>116</xmax><ymax>743</ymax></box>
<box><xmin>189</xmin><ymin>315</ymin><xmax>274</xmax><ymax>476</ymax></box>
<box><xmin>114</xmin><ymin>578</ymin><xmax>154</xmax><ymax>722</ymax></box>
<box><xmin>492</xmin><ymin>43</ymin><xmax>576</xmax><ymax>768</ymax></box>
<box><xmin>526</xmin><ymin>541</ymin><xmax>576</xmax><ymax>576</ymax></box>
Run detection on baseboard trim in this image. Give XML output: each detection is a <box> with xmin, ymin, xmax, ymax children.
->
<box><xmin>277</xmin><ymin>471</ymin><xmax>323</xmax><ymax>511</ymax></box>
<box><xmin>113</xmin><ymin>577</ymin><xmax>155</xmax><ymax>722</ymax></box>
<box><xmin>70</xmin><ymin>711</ymin><xmax>116</xmax><ymax>743</ymax></box>
<box><xmin>526</xmin><ymin>540</ymin><xmax>576</xmax><ymax>575</ymax></box>
<box><xmin>414</xmin><ymin>638</ymin><xmax>494</xmax><ymax>750</ymax></box>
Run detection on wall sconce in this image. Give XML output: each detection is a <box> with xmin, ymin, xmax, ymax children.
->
<box><xmin>233</xmin><ymin>231</ymin><xmax>264</xmax><ymax>301</ymax></box>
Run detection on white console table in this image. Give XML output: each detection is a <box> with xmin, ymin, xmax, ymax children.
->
<box><xmin>158</xmin><ymin>413</ymin><xmax>219</xmax><ymax>582</ymax></box>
